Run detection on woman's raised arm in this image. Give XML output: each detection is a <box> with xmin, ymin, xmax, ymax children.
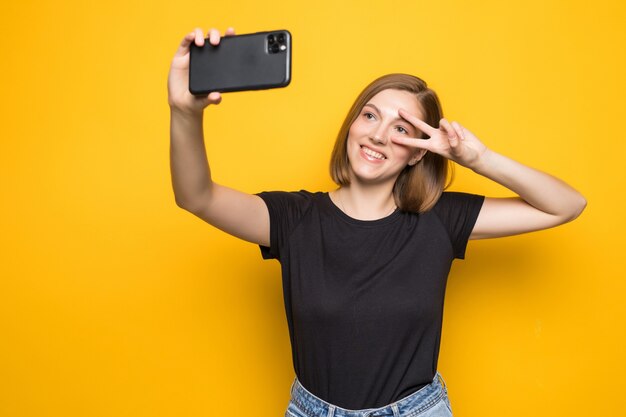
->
<box><xmin>168</xmin><ymin>28</ymin><xmax>269</xmax><ymax>247</ymax></box>
<box><xmin>390</xmin><ymin>109</ymin><xmax>587</xmax><ymax>239</ymax></box>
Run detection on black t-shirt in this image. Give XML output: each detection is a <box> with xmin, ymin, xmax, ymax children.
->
<box><xmin>256</xmin><ymin>190</ymin><xmax>485</xmax><ymax>409</ymax></box>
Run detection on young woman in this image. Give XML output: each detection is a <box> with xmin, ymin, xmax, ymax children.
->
<box><xmin>168</xmin><ymin>27</ymin><xmax>586</xmax><ymax>417</ymax></box>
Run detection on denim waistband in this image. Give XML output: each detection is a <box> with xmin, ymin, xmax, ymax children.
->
<box><xmin>289</xmin><ymin>371</ymin><xmax>448</xmax><ymax>417</ymax></box>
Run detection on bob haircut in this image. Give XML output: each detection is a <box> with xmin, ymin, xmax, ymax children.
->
<box><xmin>329</xmin><ymin>73</ymin><xmax>453</xmax><ymax>213</ymax></box>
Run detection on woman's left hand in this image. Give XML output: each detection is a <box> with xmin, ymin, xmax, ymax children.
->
<box><xmin>390</xmin><ymin>109</ymin><xmax>489</xmax><ymax>170</ymax></box>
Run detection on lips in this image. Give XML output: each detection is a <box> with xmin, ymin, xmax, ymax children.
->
<box><xmin>360</xmin><ymin>145</ymin><xmax>387</xmax><ymax>161</ymax></box>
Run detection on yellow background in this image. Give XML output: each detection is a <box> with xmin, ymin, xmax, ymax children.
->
<box><xmin>1</xmin><ymin>0</ymin><xmax>624</xmax><ymax>416</ymax></box>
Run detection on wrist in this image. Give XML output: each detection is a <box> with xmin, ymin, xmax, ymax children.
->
<box><xmin>470</xmin><ymin>148</ymin><xmax>496</xmax><ymax>174</ymax></box>
<box><xmin>169</xmin><ymin>104</ymin><xmax>204</xmax><ymax>120</ymax></box>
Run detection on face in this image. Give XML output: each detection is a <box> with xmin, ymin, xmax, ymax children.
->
<box><xmin>345</xmin><ymin>88</ymin><xmax>427</xmax><ymax>185</ymax></box>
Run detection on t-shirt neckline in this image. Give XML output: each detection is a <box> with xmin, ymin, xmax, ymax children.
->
<box><xmin>322</xmin><ymin>192</ymin><xmax>403</xmax><ymax>227</ymax></box>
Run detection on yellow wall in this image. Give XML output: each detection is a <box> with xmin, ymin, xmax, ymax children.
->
<box><xmin>1</xmin><ymin>0</ymin><xmax>624</xmax><ymax>416</ymax></box>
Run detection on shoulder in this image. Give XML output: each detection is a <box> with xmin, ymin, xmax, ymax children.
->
<box><xmin>428</xmin><ymin>191</ymin><xmax>486</xmax><ymax>236</ymax></box>
<box><xmin>427</xmin><ymin>191</ymin><xmax>486</xmax><ymax>259</ymax></box>
<box><xmin>255</xmin><ymin>189</ymin><xmax>325</xmax><ymax>218</ymax></box>
<box><xmin>432</xmin><ymin>191</ymin><xmax>485</xmax><ymax>214</ymax></box>
<box><xmin>435</xmin><ymin>191</ymin><xmax>485</xmax><ymax>205</ymax></box>
<box><xmin>256</xmin><ymin>189</ymin><xmax>320</xmax><ymax>206</ymax></box>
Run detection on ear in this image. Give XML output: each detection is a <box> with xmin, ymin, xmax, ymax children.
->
<box><xmin>408</xmin><ymin>149</ymin><xmax>428</xmax><ymax>166</ymax></box>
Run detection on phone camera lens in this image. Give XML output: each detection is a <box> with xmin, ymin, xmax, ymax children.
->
<box><xmin>270</xmin><ymin>43</ymin><xmax>280</xmax><ymax>53</ymax></box>
<box><xmin>278</xmin><ymin>34</ymin><xmax>285</xmax><ymax>43</ymax></box>
<box><xmin>268</xmin><ymin>35</ymin><xmax>275</xmax><ymax>44</ymax></box>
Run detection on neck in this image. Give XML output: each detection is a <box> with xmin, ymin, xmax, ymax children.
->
<box><xmin>332</xmin><ymin>181</ymin><xmax>397</xmax><ymax>220</ymax></box>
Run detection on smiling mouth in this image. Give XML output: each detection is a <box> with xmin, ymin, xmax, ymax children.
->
<box><xmin>360</xmin><ymin>145</ymin><xmax>387</xmax><ymax>160</ymax></box>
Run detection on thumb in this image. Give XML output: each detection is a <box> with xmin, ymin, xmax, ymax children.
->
<box><xmin>207</xmin><ymin>92</ymin><xmax>222</xmax><ymax>104</ymax></box>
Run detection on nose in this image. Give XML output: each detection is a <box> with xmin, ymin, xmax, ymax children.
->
<box><xmin>369</xmin><ymin>126</ymin><xmax>388</xmax><ymax>145</ymax></box>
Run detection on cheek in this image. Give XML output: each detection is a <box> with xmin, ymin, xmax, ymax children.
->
<box><xmin>348</xmin><ymin>118</ymin><xmax>369</xmax><ymax>136</ymax></box>
<box><xmin>390</xmin><ymin>145</ymin><xmax>413</xmax><ymax>162</ymax></box>
<box><xmin>346</xmin><ymin>125</ymin><xmax>362</xmax><ymax>149</ymax></box>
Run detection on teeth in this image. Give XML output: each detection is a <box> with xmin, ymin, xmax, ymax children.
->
<box><xmin>362</xmin><ymin>146</ymin><xmax>386</xmax><ymax>160</ymax></box>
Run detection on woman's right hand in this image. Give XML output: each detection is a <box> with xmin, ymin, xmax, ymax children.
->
<box><xmin>167</xmin><ymin>27</ymin><xmax>236</xmax><ymax>115</ymax></box>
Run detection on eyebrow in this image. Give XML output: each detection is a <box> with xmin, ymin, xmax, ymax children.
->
<box><xmin>363</xmin><ymin>103</ymin><xmax>417</xmax><ymax>128</ymax></box>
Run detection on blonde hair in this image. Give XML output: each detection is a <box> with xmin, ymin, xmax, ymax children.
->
<box><xmin>329</xmin><ymin>73</ymin><xmax>454</xmax><ymax>213</ymax></box>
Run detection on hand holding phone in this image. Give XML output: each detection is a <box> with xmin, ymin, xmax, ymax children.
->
<box><xmin>189</xmin><ymin>30</ymin><xmax>292</xmax><ymax>95</ymax></box>
<box><xmin>167</xmin><ymin>27</ymin><xmax>236</xmax><ymax>114</ymax></box>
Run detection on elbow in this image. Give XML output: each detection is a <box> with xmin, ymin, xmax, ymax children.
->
<box><xmin>577</xmin><ymin>195</ymin><xmax>587</xmax><ymax>217</ymax></box>
<box><xmin>175</xmin><ymin>199</ymin><xmax>191</xmax><ymax>212</ymax></box>
<box><xmin>175</xmin><ymin>199</ymin><xmax>187</xmax><ymax>210</ymax></box>
<box><xmin>175</xmin><ymin>191</ymin><xmax>212</xmax><ymax>215</ymax></box>
<box><xmin>564</xmin><ymin>194</ymin><xmax>587</xmax><ymax>223</ymax></box>
<box><xmin>573</xmin><ymin>193</ymin><xmax>587</xmax><ymax>219</ymax></box>
<box><xmin>174</xmin><ymin>185</ymin><xmax>215</xmax><ymax>213</ymax></box>
<box><xmin>174</xmin><ymin>196</ymin><xmax>197</xmax><ymax>212</ymax></box>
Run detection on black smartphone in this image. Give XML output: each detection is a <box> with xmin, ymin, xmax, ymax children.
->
<box><xmin>189</xmin><ymin>30</ymin><xmax>292</xmax><ymax>95</ymax></box>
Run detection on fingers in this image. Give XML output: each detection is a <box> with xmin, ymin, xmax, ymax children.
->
<box><xmin>176</xmin><ymin>27</ymin><xmax>235</xmax><ymax>57</ymax></box>
<box><xmin>175</xmin><ymin>31</ymin><xmax>195</xmax><ymax>56</ymax></box>
<box><xmin>439</xmin><ymin>118</ymin><xmax>460</xmax><ymax>149</ymax></box>
<box><xmin>398</xmin><ymin>109</ymin><xmax>437</xmax><ymax>137</ymax></box>
<box><xmin>439</xmin><ymin>118</ymin><xmax>454</xmax><ymax>136</ymax></box>
<box><xmin>207</xmin><ymin>27</ymin><xmax>236</xmax><ymax>45</ymax></box>
<box><xmin>186</xmin><ymin>27</ymin><xmax>235</xmax><ymax>48</ymax></box>
<box><xmin>451</xmin><ymin>121</ymin><xmax>465</xmax><ymax>140</ymax></box>
<box><xmin>208</xmin><ymin>28</ymin><xmax>221</xmax><ymax>45</ymax></box>
<box><xmin>390</xmin><ymin>135</ymin><xmax>433</xmax><ymax>151</ymax></box>
<box><xmin>174</xmin><ymin>28</ymin><xmax>203</xmax><ymax>57</ymax></box>
<box><xmin>194</xmin><ymin>27</ymin><xmax>205</xmax><ymax>46</ymax></box>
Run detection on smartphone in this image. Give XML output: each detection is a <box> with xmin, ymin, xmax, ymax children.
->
<box><xmin>189</xmin><ymin>30</ymin><xmax>292</xmax><ymax>95</ymax></box>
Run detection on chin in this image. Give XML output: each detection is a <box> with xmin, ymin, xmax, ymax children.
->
<box><xmin>349</xmin><ymin>167</ymin><xmax>398</xmax><ymax>186</ymax></box>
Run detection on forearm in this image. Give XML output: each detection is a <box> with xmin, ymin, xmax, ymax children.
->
<box><xmin>471</xmin><ymin>149</ymin><xmax>587</xmax><ymax>220</ymax></box>
<box><xmin>169</xmin><ymin>108</ymin><xmax>213</xmax><ymax>209</ymax></box>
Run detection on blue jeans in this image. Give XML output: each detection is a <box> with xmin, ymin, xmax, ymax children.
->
<box><xmin>285</xmin><ymin>371</ymin><xmax>453</xmax><ymax>417</ymax></box>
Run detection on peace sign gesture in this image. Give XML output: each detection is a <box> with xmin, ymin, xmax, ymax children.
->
<box><xmin>391</xmin><ymin>109</ymin><xmax>489</xmax><ymax>170</ymax></box>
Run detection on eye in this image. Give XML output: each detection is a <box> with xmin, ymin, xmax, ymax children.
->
<box><xmin>363</xmin><ymin>112</ymin><xmax>376</xmax><ymax>120</ymax></box>
<box><xmin>396</xmin><ymin>125</ymin><xmax>409</xmax><ymax>134</ymax></box>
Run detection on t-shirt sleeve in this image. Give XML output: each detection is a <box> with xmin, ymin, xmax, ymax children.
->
<box><xmin>255</xmin><ymin>190</ymin><xmax>313</xmax><ymax>260</ymax></box>
<box><xmin>432</xmin><ymin>191</ymin><xmax>485</xmax><ymax>260</ymax></box>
